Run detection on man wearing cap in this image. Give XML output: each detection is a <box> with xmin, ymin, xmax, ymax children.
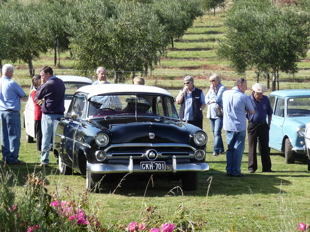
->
<box><xmin>247</xmin><ymin>83</ymin><xmax>273</xmax><ymax>173</ymax></box>
<box><xmin>176</xmin><ymin>76</ymin><xmax>206</xmax><ymax>129</ymax></box>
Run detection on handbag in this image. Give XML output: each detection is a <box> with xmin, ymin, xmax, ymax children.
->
<box><xmin>215</xmin><ymin>104</ymin><xmax>223</xmax><ymax>117</ymax></box>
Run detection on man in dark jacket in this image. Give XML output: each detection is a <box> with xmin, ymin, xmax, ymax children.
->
<box><xmin>36</xmin><ymin>66</ymin><xmax>65</xmax><ymax>166</ymax></box>
<box><xmin>176</xmin><ymin>76</ymin><xmax>206</xmax><ymax>129</ymax></box>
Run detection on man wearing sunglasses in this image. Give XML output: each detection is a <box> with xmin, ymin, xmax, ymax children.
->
<box><xmin>176</xmin><ymin>75</ymin><xmax>206</xmax><ymax>129</ymax></box>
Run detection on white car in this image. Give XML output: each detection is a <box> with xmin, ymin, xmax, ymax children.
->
<box><xmin>24</xmin><ymin>75</ymin><xmax>93</xmax><ymax>143</ymax></box>
<box><xmin>305</xmin><ymin>123</ymin><xmax>310</xmax><ymax>171</ymax></box>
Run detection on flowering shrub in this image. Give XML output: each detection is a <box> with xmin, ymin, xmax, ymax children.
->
<box><xmin>0</xmin><ymin>166</ymin><xmax>207</xmax><ymax>232</ymax></box>
<box><xmin>127</xmin><ymin>221</ymin><xmax>175</xmax><ymax>232</ymax></box>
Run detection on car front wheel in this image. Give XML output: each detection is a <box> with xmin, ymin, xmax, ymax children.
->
<box><xmin>181</xmin><ymin>172</ymin><xmax>198</xmax><ymax>191</ymax></box>
<box><xmin>58</xmin><ymin>155</ymin><xmax>72</xmax><ymax>175</ymax></box>
<box><xmin>284</xmin><ymin>138</ymin><xmax>296</xmax><ymax>164</ymax></box>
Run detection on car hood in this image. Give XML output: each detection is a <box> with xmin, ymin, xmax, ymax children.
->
<box><xmin>91</xmin><ymin>117</ymin><xmax>194</xmax><ymax>144</ymax></box>
<box><xmin>287</xmin><ymin>117</ymin><xmax>310</xmax><ymax>126</ymax></box>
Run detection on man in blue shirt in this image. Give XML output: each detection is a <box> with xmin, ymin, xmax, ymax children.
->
<box><xmin>222</xmin><ymin>78</ymin><xmax>254</xmax><ymax>177</ymax></box>
<box><xmin>36</xmin><ymin>66</ymin><xmax>65</xmax><ymax>166</ymax></box>
<box><xmin>92</xmin><ymin>67</ymin><xmax>111</xmax><ymax>85</ymax></box>
<box><xmin>0</xmin><ymin>64</ymin><xmax>26</xmax><ymax>165</ymax></box>
<box><xmin>247</xmin><ymin>83</ymin><xmax>273</xmax><ymax>173</ymax></box>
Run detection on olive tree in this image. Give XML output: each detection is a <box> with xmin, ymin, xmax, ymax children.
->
<box><xmin>69</xmin><ymin>0</ymin><xmax>166</xmax><ymax>83</ymax></box>
<box><xmin>202</xmin><ymin>0</ymin><xmax>225</xmax><ymax>16</ymax></box>
<box><xmin>218</xmin><ymin>0</ymin><xmax>310</xmax><ymax>90</ymax></box>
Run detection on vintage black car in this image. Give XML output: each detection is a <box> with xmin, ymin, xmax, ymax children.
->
<box><xmin>53</xmin><ymin>84</ymin><xmax>209</xmax><ymax>191</ymax></box>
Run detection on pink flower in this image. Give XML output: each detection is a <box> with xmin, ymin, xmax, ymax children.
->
<box><xmin>127</xmin><ymin>221</ymin><xmax>137</xmax><ymax>232</ymax></box>
<box><xmin>298</xmin><ymin>223</ymin><xmax>307</xmax><ymax>231</ymax></box>
<box><xmin>150</xmin><ymin>229</ymin><xmax>160</xmax><ymax>232</ymax></box>
<box><xmin>50</xmin><ymin>201</ymin><xmax>60</xmax><ymax>207</ymax></box>
<box><xmin>27</xmin><ymin>227</ymin><xmax>35</xmax><ymax>232</ymax></box>
<box><xmin>160</xmin><ymin>223</ymin><xmax>175</xmax><ymax>232</ymax></box>
<box><xmin>139</xmin><ymin>223</ymin><xmax>146</xmax><ymax>231</ymax></box>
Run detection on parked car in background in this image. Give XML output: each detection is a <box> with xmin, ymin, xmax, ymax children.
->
<box><xmin>53</xmin><ymin>84</ymin><xmax>209</xmax><ymax>191</ymax></box>
<box><xmin>304</xmin><ymin>123</ymin><xmax>310</xmax><ymax>170</ymax></box>
<box><xmin>269</xmin><ymin>89</ymin><xmax>310</xmax><ymax>164</ymax></box>
<box><xmin>24</xmin><ymin>75</ymin><xmax>93</xmax><ymax>143</ymax></box>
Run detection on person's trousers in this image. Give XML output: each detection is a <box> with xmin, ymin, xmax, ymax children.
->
<box><xmin>35</xmin><ymin>120</ymin><xmax>42</xmax><ymax>151</ymax></box>
<box><xmin>41</xmin><ymin>113</ymin><xmax>63</xmax><ymax>164</ymax></box>
<box><xmin>188</xmin><ymin>118</ymin><xmax>203</xmax><ymax>129</ymax></box>
<box><xmin>225</xmin><ymin>130</ymin><xmax>246</xmax><ymax>176</ymax></box>
<box><xmin>0</xmin><ymin>111</ymin><xmax>21</xmax><ymax>164</ymax></box>
<box><xmin>247</xmin><ymin>122</ymin><xmax>271</xmax><ymax>172</ymax></box>
<box><xmin>210</xmin><ymin>117</ymin><xmax>224</xmax><ymax>153</ymax></box>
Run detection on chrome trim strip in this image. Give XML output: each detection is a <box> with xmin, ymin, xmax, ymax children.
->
<box><xmin>86</xmin><ymin>162</ymin><xmax>209</xmax><ymax>174</ymax></box>
<box><xmin>104</xmin><ymin>143</ymin><xmax>197</xmax><ymax>152</ymax></box>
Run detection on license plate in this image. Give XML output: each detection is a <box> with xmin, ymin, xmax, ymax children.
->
<box><xmin>140</xmin><ymin>161</ymin><xmax>166</xmax><ymax>171</ymax></box>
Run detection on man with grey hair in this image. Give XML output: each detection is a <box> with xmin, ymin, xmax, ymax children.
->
<box><xmin>0</xmin><ymin>64</ymin><xmax>26</xmax><ymax>165</ymax></box>
<box><xmin>93</xmin><ymin>67</ymin><xmax>110</xmax><ymax>85</ymax></box>
<box><xmin>247</xmin><ymin>83</ymin><xmax>273</xmax><ymax>173</ymax></box>
<box><xmin>176</xmin><ymin>75</ymin><xmax>206</xmax><ymax>129</ymax></box>
<box><xmin>222</xmin><ymin>78</ymin><xmax>254</xmax><ymax>177</ymax></box>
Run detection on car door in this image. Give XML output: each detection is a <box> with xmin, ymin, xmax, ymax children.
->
<box><xmin>269</xmin><ymin>97</ymin><xmax>285</xmax><ymax>151</ymax></box>
<box><xmin>62</xmin><ymin>95</ymin><xmax>87</xmax><ymax>167</ymax></box>
<box><xmin>24</xmin><ymin>89</ymin><xmax>35</xmax><ymax>139</ymax></box>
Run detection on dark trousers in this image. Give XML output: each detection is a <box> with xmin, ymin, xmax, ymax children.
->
<box><xmin>35</xmin><ymin>120</ymin><xmax>42</xmax><ymax>151</ymax></box>
<box><xmin>247</xmin><ymin>122</ymin><xmax>272</xmax><ymax>172</ymax></box>
<box><xmin>188</xmin><ymin>118</ymin><xmax>203</xmax><ymax>129</ymax></box>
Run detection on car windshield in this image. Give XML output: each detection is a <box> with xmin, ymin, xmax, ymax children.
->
<box><xmin>64</xmin><ymin>82</ymin><xmax>92</xmax><ymax>100</ymax></box>
<box><xmin>287</xmin><ymin>97</ymin><xmax>310</xmax><ymax>117</ymax></box>
<box><xmin>88</xmin><ymin>94</ymin><xmax>178</xmax><ymax>119</ymax></box>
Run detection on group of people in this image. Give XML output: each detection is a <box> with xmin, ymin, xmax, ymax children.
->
<box><xmin>0</xmin><ymin>65</ymin><xmax>145</xmax><ymax>167</ymax></box>
<box><xmin>176</xmin><ymin>74</ymin><xmax>273</xmax><ymax>177</ymax></box>
<box><xmin>0</xmin><ymin>64</ymin><xmax>272</xmax><ymax>176</ymax></box>
<box><xmin>0</xmin><ymin>64</ymin><xmax>65</xmax><ymax>166</ymax></box>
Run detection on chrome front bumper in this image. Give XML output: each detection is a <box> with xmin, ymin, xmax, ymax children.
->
<box><xmin>86</xmin><ymin>156</ymin><xmax>209</xmax><ymax>174</ymax></box>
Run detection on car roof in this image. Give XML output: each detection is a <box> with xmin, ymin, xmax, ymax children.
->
<box><xmin>76</xmin><ymin>84</ymin><xmax>173</xmax><ymax>99</ymax></box>
<box><xmin>57</xmin><ymin>75</ymin><xmax>93</xmax><ymax>84</ymax></box>
<box><xmin>270</xmin><ymin>89</ymin><xmax>310</xmax><ymax>97</ymax></box>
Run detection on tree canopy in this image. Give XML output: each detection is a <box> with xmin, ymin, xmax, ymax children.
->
<box><xmin>218</xmin><ymin>0</ymin><xmax>310</xmax><ymax>90</ymax></box>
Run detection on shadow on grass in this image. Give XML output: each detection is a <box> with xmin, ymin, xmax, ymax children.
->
<box><xmin>2</xmin><ymin>161</ymin><xmax>300</xmax><ymax>197</ymax></box>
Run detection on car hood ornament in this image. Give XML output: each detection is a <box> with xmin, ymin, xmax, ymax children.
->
<box><xmin>149</xmin><ymin>132</ymin><xmax>155</xmax><ymax>139</ymax></box>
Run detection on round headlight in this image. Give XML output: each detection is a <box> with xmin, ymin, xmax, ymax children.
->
<box><xmin>95</xmin><ymin>133</ymin><xmax>109</xmax><ymax>147</ymax></box>
<box><xmin>194</xmin><ymin>150</ymin><xmax>206</xmax><ymax>161</ymax></box>
<box><xmin>193</xmin><ymin>132</ymin><xmax>207</xmax><ymax>146</ymax></box>
<box><xmin>297</xmin><ymin>126</ymin><xmax>305</xmax><ymax>137</ymax></box>
<box><xmin>95</xmin><ymin>150</ymin><xmax>107</xmax><ymax>162</ymax></box>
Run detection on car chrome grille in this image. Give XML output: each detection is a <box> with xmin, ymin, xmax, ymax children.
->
<box><xmin>104</xmin><ymin>143</ymin><xmax>196</xmax><ymax>160</ymax></box>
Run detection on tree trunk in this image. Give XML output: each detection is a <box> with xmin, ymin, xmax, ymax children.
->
<box><xmin>57</xmin><ymin>37</ymin><xmax>61</xmax><ymax>68</ymax></box>
<box><xmin>272</xmin><ymin>71</ymin><xmax>276</xmax><ymax>91</ymax></box>
<box><xmin>28</xmin><ymin>58</ymin><xmax>34</xmax><ymax>77</ymax></box>
<box><xmin>113</xmin><ymin>71</ymin><xmax>118</xmax><ymax>83</ymax></box>
<box><xmin>276</xmin><ymin>69</ymin><xmax>280</xmax><ymax>90</ymax></box>
<box><xmin>266</xmin><ymin>73</ymin><xmax>270</xmax><ymax>90</ymax></box>
<box><xmin>54</xmin><ymin>43</ymin><xmax>57</xmax><ymax>67</ymax></box>
<box><xmin>256</xmin><ymin>71</ymin><xmax>260</xmax><ymax>83</ymax></box>
<box><xmin>214</xmin><ymin>7</ymin><xmax>216</xmax><ymax>16</ymax></box>
<box><xmin>171</xmin><ymin>37</ymin><xmax>174</xmax><ymax>50</ymax></box>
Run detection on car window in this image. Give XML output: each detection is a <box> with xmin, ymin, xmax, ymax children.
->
<box><xmin>69</xmin><ymin>95</ymin><xmax>87</xmax><ymax>117</ymax></box>
<box><xmin>64</xmin><ymin>82</ymin><xmax>92</xmax><ymax>96</ymax></box>
<box><xmin>88</xmin><ymin>94</ymin><xmax>178</xmax><ymax>118</ymax></box>
<box><xmin>274</xmin><ymin>98</ymin><xmax>285</xmax><ymax>117</ymax></box>
<box><xmin>287</xmin><ymin>97</ymin><xmax>310</xmax><ymax>117</ymax></box>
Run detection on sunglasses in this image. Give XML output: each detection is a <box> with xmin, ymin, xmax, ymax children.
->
<box><xmin>210</xmin><ymin>80</ymin><xmax>215</xmax><ymax>82</ymax></box>
<box><xmin>184</xmin><ymin>82</ymin><xmax>190</xmax><ymax>85</ymax></box>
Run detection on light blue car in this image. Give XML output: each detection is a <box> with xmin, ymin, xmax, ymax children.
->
<box><xmin>269</xmin><ymin>89</ymin><xmax>310</xmax><ymax>164</ymax></box>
